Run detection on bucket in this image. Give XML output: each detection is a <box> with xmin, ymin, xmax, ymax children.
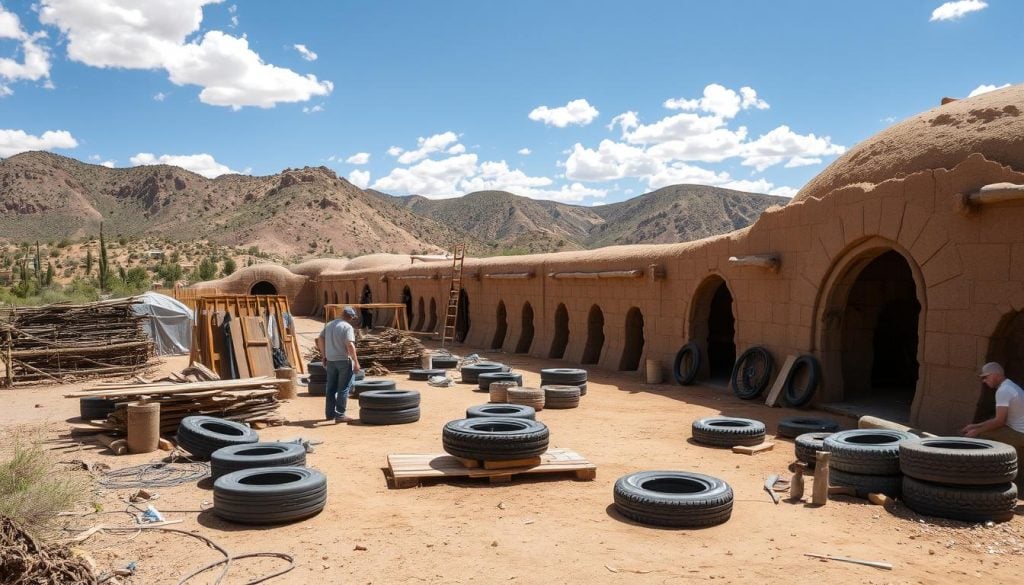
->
<box><xmin>421</xmin><ymin>351</ymin><xmax>433</xmax><ymax>369</ymax></box>
<box><xmin>127</xmin><ymin>402</ymin><xmax>160</xmax><ymax>454</ymax></box>
<box><xmin>645</xmin><ymin>359</ymin><xmax>664</xmax><ymax>384</ymax></box>
<box><xmin>275</xmin><ymin>367</ymin><xmax>298</xmax><ymax>399</ymax></box>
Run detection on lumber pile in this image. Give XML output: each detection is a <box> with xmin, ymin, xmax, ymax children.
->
<box><xmin>66</xmin><ymin>374</ymin><xmax>289</xmax><ymax>435</ymax></box>
<box><xmin>0</xmin><ymin>297</ymin><xmax>153</xmax><ymax>387</ymax></box>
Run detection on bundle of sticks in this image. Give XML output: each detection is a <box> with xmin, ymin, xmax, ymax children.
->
<box><xmin>303</xmin><ymin>327</ymin><xmax>425</xmax><ymax>371</ymax></box>
<box><xmin>1</xmin><ymin>297</ymin><xmax>153</xmax><ymax>387</ymax></box>
<box><xmin>66</xmin><ymin>372</ymin><xmax>288</xmax><ymax>435</ymax></box>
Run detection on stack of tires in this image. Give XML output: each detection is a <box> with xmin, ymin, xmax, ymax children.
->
<box><xmin>488</xmin><ymin>380</ymin><xmax>518</xmax><ymax>403</ymax></box>
<box><xmin>176</xmin><ymin>416</ymin><xmax>259</xmax><ymax>459</ymax></box>
<box><xmin>507</xmin><ymin>387</ymin><xmax>545</xmax><ymax>411</ymax></box>
<box><xmin>352</xmin><ymin>378</ymin><xmax>396</xmax><ymax>398</ymax></box>
<box><xmin>306</xmin><ymin>361</ymin><xmax>327</xmax><ymax>397</ymax></box>
<box><xmin>899</xmin><ymin>437</ymin><xmax>1019</xmax><ymax>523</ymax></box>
<box><xmin>794</xmin><ymin>432</ymin><xmax>833</xmax><ymax>468</ymax></box>
<box><xmin>211</xmin><ymin>442</ymin><xmax>307</xmax><ymax>480</ymax></box>
<box><xmin>466</xmin><ymin>404</ymin><xmax>536</xmax><ymax>420</ymax></box>
<box><xmin>442</xmin><ymin>417</ymin><xmax>549</xmax><ymax>461</ymax></box>
<box><xmin>822</xmin><ymin>429</ymin><xmax>913</xmax><ymax>498</ymax></box>
<box><xmin>542</xmin><ymin>385</ymin><xmax>581</xmax><ymax>409</ymax></box>
<box><xmin>213</xmin><ymin>466</ymin><xmax>327</xmax><ymax>525</ymax></box>
<box><xmin>477</xmin><ymin>371</ymin><xmax>522</xmax><ymax>392</ymax></box>
<box><xmin>613</xmin><ymin>471</ymin><xmax>733</xmax><ymax>528</ymax></box>
<box><xmin>540</xmin><ymin>368</ymin><xmax>587</xmax><ymax>396</ymax></box>
<box><xmin>358</xmin><ymin>390</ymin><xmax>421</xmax><ymax>425</ymax></box>
<box><xmin>691</xmin><ymin>417</ymin><xmax>766</xmax><ymax>447</ymax></box>
<box><xmin>461</xmin><ymin>362</ymin><xmax>507</xmax><ymax>384</ymax></box>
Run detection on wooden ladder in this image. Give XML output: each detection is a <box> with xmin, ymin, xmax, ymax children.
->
<box><xmin>441</xmin><ymin>243</ymin><xmax>466</xmax><ymax>347</ymax></box>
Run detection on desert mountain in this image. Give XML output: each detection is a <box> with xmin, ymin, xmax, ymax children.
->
<box><xmin>0</xmin><ymin>152</ymin><xmax>785</xmax><ymax>258</ymax></box>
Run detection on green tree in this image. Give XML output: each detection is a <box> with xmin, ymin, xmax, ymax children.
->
<box><xmin>222</xmin><ymin>257</ymin><xmax>237</xmax><ymax>276</ymax></box>
<box><xmin>84</xmin><ymin>247</ymin><xmax>93</xmax><ymax>275</ymax></box>
<box><xmin>192</xmin><ymin>257</ymin><xmax>217</xmax><ymax>282</ymax></box>
<box><xmin>98</xmin><ymin>223</ymin><xmax>109</xmax><ymax>293</ymax></box>
<box><xmin>44</xmin><ymin>262</ymin><xmax>55</xmax><ymax>286</ymax></box>
<box><xmin>156</xmin><ymin>263</ymin><xmax>184</xmax><ymax>288</ymax></box>
<box><xmin>34</xmin><ymin>241</ymin><xmax>42</xmax><ymax>287</ymax></box>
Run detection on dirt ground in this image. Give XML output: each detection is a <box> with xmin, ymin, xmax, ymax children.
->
<box><xmin>2</xmin><ymin>316</ymin><xmax>1022</xmax><ymax>584</ymax></box>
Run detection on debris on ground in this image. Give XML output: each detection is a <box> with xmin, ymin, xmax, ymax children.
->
<box><xmin>0</xmin><ymin>516</ymin><xmax>98</xmax><ymax>584</ymax></box>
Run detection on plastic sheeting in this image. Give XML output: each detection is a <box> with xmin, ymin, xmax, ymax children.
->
<box><xmin>130</xmin><ymin>292</ymin><xmax>194</xmax><ymax>356</ymax></box>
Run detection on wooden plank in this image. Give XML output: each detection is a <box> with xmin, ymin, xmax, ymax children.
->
<box><xmin>732</xmin><ymin>442</ymin><xmax>775</xmax><ymax>455</ymax></box>
<box><xmin>241</xmin><ymin>316</ymin><xmax>275</xmax><ymax>378</ymax></box>
<box><xmin>764</xmin><ymin>354</ymin><xmax>797</xmax><ymax>407</ymax></box>
<box><xmin>386</xmin><ymin>448</ymin><xmax>596</xmax><ymax>488</ymax></box>
<box><xmin>483</xmin><ymin>456</ymin><xmax>542</xmax><ymax>470</ymax></box>
<box><xmin>228</xmin><ymin>319</ymin><xmax>250</xmax><ymax>378</ymax></box>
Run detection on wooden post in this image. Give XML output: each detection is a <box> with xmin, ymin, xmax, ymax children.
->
<box><xmin>812</xmin><ymin>451</ymin><xmax>831</xmax><ymax>505</ymax></box>
<box><xmin>790</xmin><ymin>465</ymin><xmax>805</xmax><ymax>502</ymax></box>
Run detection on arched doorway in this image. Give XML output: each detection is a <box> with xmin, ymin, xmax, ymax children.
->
<box><xmin>345</xmin><ymin>291</ymin><xmax>350</xmax><ymax>303</ymax></box>
<box><xmin>492</xmin><ymin>301</ymin><xmax>508</xmax><ymax>350</ymax></box>
<box><xmin>818</xmin><ymin>247</ymin><xmax>922</xmax><ymax>421</ymax></box>
<box><xmin>516</xmin><ymin>302</ymin><xmax>535</xmax><ymax>354</ymax></box>
<box><xmin>982</xmin><ymin>311</ymin><xmax>1024</xmax><ymax>421</ymax></box>
<box><xmin>361</xmin><ymin>285</ymin><xmax>373</xmax><ymax>328</ymax></box>
<box><xmin>322</xmin><ymin>291</ymin><xmax>328</xmax><ymax>309</ymax></box>
<box><xmin>401</xmin><ymin>286</ymin><xmax>413</xmax><ymax>327</ymax></box>
<box><xmin>690</xmin><ymin>275</ymin><xmax>735</xmax><ymax>383</ymax></box>
<box><xmin>620</xmin><ymin>307</ymin><xmax>645</xmax><ymax>371</ymax></box>
<box><xmin>250</xmin><ymin>281</ymin><xmax>277</xmax><ymax>295</ymax></box>
<box><xmin>549</xmin><ymin>303</ymin><xmax>570</xmax><ymax>359</ymax></box>
<box><xmin>582</xmin><ymin>305</ymin><xmax>605</xmax><ymax>364</ymax></box>
<box><xmin>455</xmin><ymin>289</ymin><xmax>470</xmax><ymax>343</ymax></box>
<box><xmin>332</xmin><ymin>290</ymin><xmax>338</xmax><ymax>304</ymax></box>
<box><xmin>427</xmin><ymin>298</ymin><xmax>438</xmax><ymax>332</ymax></box>
<box><xmin>415</xmin><ymin>297</ymin><xmax>425</xmax><ymax>331</ymax></box>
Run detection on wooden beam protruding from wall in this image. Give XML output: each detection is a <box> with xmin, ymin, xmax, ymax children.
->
<box><xmin>958</xmin><ymin>182</ymin><xmax>1024</xmax><ymax>214</ymax></box>
<box><xmin>548</xmin><ymin>269</ymin><xmax>644</xmax><ymax>280</ymax></box>
<box><xmin>728</xmin><ymin>254</ymin><xmax>780</xmax><ymax>272</ymax></box>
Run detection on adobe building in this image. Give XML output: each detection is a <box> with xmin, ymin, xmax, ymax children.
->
<box><xmin>201</xmin><ymin>85</ymin><xmax>1024</xmax><ymax>434</ymax></box>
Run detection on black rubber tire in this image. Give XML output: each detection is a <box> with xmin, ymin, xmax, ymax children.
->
<box><xmin>829</xmin><ymin>468</ymin><xmax>902</xmax><ymax>498</ymax></box>
<box><xmin>539</xmin><ymin>368</ymin><xmax>587</xmax><ymax>384</ymax></box>
<box><xmin>307</xmin><ymin>361</ymin><xmax>325</xmax><ymax>375</ymax></box>
<box><xmin>730</xmin><ymin>346</ymin><xmax>774</xmax><ymax>400</ymax></box>
<box><xmin>442</xmin><ymin>417</ymin><xmax>549</xmax><ymax>461</ymax></box>
<box><xmin>176</xmin><ymin>416</ymin><xmax>260</xmax><ymax>460</ymax></box>
<box><xmin>899</xmin><ymin>437</ymin><xmax>1019</xmax><ymax>485</ymax></box>
<box><xmin>613</xmin><ymin>471</ymin><xmax>733</xmax><ymax>528</ymax></box>
<box><xmin>781</xmin><ymin>354</ymin><xmax>821</xmax><ymax>407</ymax></box>
<box><xmin>210</xmin><ymin>442</ymin><xmax>307</xmax><ymax>480</ymax></box>
<box><xmin>307</xmin><ymin>382</ymin><xmax>326</xmax><ymax>397</ymax></box>
<box><xmin>352</xmin><ymin>379</ymin><xmax>396</xmax><ymax>397</ymax></box>
<box><xmin>213</xmin><ymin>466</ymin><xmax>327</xmax><ymax>525</ymax></box>
<box><xmin>357</xmin><ymin>390</ymin><xmax>421</xmax><ymax>411</ymax></box>
<box><xmin>902</xmin><ymin>476</ymin><xmax>1018</xmax><ymax>523</ymax></box>
<box><xmin>823</xmin><ymin>429</ymin><xmax>914</xmax><ymax>476</ymax></box>
<box><xmin>466</xmin><ymin>404</ymin><xmax>536</xmax><ymax>420</ymax></box>
<box><xmin>537</xmin><ymin>379</ymin><xmax>588</xmax><ymax>396</ymax></box>
<box><xmin>543</xmin><ymin>385</ymin><xmax>581</xmax><ymax>409</ymax></box>
<box><xmin>358</xmin><ymin>406</ymin><xmax>421</xmax><ymax>425</ymax></box>
<box><xmin>691</xmin><ymin>417</ymin><xmax>766</xmax><ymax>447</ymax></box>
<box><xmin>460</xmin><ymin>362</ymin><xmax>505</xmax><ymax>384</ymax></box>
<box><xmin>477</xmin><ymin>372</ymin><xmax>523</xmax><ymax>392</ymax></box>
<box><xmin>777</xmin><ymin>417</ymin><xmax>840</xmax><ymax>439</ymax></box>
<box><xmin>80</xmin><ymin>396</ymin><xmax>118</xmax><ymax>420</ymax></box>
<box><xmin>794</xmin><ymin>432</ymin><xmax>834</xmax><ymax>467</ymax></box>
<box><xmin>409</xmin><ymin>368</ymin><xmax>445</xmax><ymax>381</ymax></box>
<box><xmin>431</xmin><ymin>356</ymin><xmax>459</xmax><ymax>369</ymax></box>
<box><xmin>673</xmin><ymin>342</ymin><xmax>701</xmax><ymax>386</ymax></box>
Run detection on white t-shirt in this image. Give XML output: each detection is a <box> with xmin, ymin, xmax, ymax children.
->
<box><xmin>321</xmin><ymin>319</ymin><xmax>355</xmax><ymax>362</ymax></box>
<box><xmin>995</xmin><ymin>378</ymin><xmax>1024</xmax><ymax>433</ymax></box>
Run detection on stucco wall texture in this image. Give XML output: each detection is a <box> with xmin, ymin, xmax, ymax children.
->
<box><xmin>202</xmin><ymin>85</ymin><xmax>1024</xmax><ymax>434</ymax></box>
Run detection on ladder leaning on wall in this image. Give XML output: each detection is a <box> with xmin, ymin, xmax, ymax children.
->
<box><xmin>440</xmin><ymin>243</ymin><xmax>466</xmax><ymax>348</ymax></box>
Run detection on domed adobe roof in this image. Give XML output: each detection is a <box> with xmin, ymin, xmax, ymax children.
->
<box><xmin>344</xmin><ymin>253</ymin><xmax>412</xmax><ymax>271</ymax></box>
<box><xmin>795</xmin><ymin>84</ymin><xmax>1024</xmax><ymax>202</ymax></box>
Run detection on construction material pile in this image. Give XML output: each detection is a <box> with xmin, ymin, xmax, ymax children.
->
<box><xmin>0</xmin><ymin>298</ymin><xmax>152</xmax><ymax>387</ymax></box>
<box><xmin>304</xmin><ymin>327</ymin><xmax>424</xmax><ymax>371</ymax></box>
<box><xmin>67</xmin><ymin>367</ymin><xmax>288</xmax><ymax>435</ymax></box>
<box><xmin>0</xmin><ymin>517</ymin><xmax>97</xmax><ymax>585</ymax></box>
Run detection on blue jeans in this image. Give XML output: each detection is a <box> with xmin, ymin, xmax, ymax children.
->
<box><xmin>325</xmin><ymin>358</ymin><xmax>353</xmax><ymax>420</ymax></box>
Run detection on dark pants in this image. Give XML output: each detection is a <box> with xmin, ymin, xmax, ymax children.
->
<box><xmin>325</xmin><ymin>358</ymin><xmax>353</xmax><ymax>420</ymax></box>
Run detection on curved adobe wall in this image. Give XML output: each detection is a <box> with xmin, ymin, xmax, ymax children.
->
<box><xmin>194</xmin><ymin>264</ymin><xmax>315</xmax><ymax>313</ymax></box>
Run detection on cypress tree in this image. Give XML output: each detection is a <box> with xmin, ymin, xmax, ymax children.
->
<box><xmin>99</xmin><ymin>223</ymin><xmax>109</xmax><ymax>293</ymax></box>
<box><xmin>85</xmin><ymin>247</ymin><xmax>93</xmax><ymax>275</ymax></box>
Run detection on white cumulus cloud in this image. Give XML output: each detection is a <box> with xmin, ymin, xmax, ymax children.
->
<box><xmin>293</xmin><ymin>43</ymin><xmax>317</xmax><ymax>61</ymax></box>
<box><xmin>348</xmin><ymin>169</ymin><xmax>370</xmax><ymax>189</ymax></box>
<box><xmin>0</xmin><ymin>128</ymin><xmax>78</xmax><ymax>156</ymax></box>
<box><xmin>346</xmin><ymin>152</ymin><xmax>370</xmax><ymax>165</ymax></box>
<box><xmin>663</xmin><ymin>84</ymin><xmax>769</xmax><ymax>119</ymax></box>
<box><xmin>738</xmin><ymin>126</ymin><xmax>846</xmax><ymax>171</ymax></box>
<box><xmin>392</xmin><ymin>131</ymin><xmax>464</xmax><ymax>164</ymax></box>
<box><xmin>373</xmin><ymin>153</ymin><xmax>479</xmax><ymax>198</ymax></box>
<box><xmin>517</xmin><ymin>148</ymin><xmax>531</xmax><ymax>155</ymax></box>
<box><xmin>528</xmin><ymin>98</ymin><xmax>599</xmax><ymax>128</ymax></box>
<box><xmin>0</xmin><ymin>4</ymin><xmax>51</xmax><ymax>95</ymax></box>
<box><xmin>38</xmin><ymin>0</ymin><xmax>332</xmax><ymax>109</ymax></box>
<box><xmin>968</xmin><ymin>83</ymin><xmax>1011</xmax><ymax>97</ymax></box>
<box><xmin>930</xmin><ymin>1</ymin><xmax>987</xmax><ymax>21</ymax></box>
<box><xmin>129</xmin><ymin>152</ymin><xmax>241</xmax><ymax>178</ymax></box>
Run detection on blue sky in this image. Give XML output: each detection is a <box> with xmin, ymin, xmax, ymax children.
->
<box><xmin>0</xmin><ymin>1</ymin><xmax>1019</xmax><ymax>205</ymax></box>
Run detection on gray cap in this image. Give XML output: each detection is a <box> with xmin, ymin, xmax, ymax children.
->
<box><xmin>342</xmin><ymin>306</ymin><xmax>358</xmax><ymax>318</ymax></box>
<box><xmin>979</xmin><ymin>362</ymin><xmax>1004</xmax><ymax>377</ymax></box>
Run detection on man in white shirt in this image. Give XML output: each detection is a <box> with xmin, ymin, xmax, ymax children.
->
<box><xmin>962</xmin><ymin>362</ymin><xmax>1024</xmax><ymax>489</ymax></box>
<box><xmin>315</xmin><ymin>306</ymin><xmax>362</xmax><ymax>424</ymax></box>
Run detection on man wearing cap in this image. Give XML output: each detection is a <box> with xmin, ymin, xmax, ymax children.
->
<box><xmin>316</xmin><ymin>306</ymin><xmax>361</xmax><ymax>424</ymax></box>
<box><xmin>962</xmin><ymin>362</ymin><xmax>1024</xmax><ymax>457</ymax></box>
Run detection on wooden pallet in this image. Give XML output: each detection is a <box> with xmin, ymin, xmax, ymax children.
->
<box><xmin>386</xmin><ymin>448</ymin><xmax>596</xmax><ymax>489</ymax></box>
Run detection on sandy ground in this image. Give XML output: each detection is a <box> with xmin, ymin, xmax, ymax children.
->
<box><xmin>2</xmin><ymin>317</ymin><xmax>1022</xmax><ymax>585</ymax></box>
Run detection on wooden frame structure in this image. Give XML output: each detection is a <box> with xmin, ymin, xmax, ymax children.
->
<box><xmin>190</xmin><ymin>295</ymin><xmax>304</xmax><ymax>378</ymax></box>
<box><xmin>324</xmin><ymin>303</ymin><xmax>409</xmax><ymax>330</ymax></box>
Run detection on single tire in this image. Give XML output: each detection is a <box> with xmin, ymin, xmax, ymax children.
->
<box><xmin>442</xmin><ymin>417</ymin><xmax>549</xmax><ymax>461</ymax></box>
<box><xmin>460</xmin><ymin>362</ymin><xmax>505</xmax><ymax>384</ymax></box>
<box><xmin>691</xmin><ymin>417</ymin><xmax>766</xmax><ymax>447</ymax></box>
<box><xmin>477</xmin><ymin>372</ymin><xmax>523</xmax><ymax>392</ymax></box>
<box><xmin>358</xmin><ymin>406</ymin><xmax>421</xmax><ymax>425</ymax></box>
<box><xmin>307</xmin><ymin>361</ymin><xmax>325</xmax><ymax>375</ymax></box>
<box><xmin>466</xmin><ymin>404</ymin><xmax>536</xmax><ymax>420</ymax></box>
<box><xmin>307</xmin><ymin>382</ymin><xmax>326</xmax><ymax>397</ymax></box>
<box><xmin>543</xmin><ymin>385</ymin><xmax>581</xmax><ymax>409</ymax></box>
<box><xmin>794</xmin><ymin>432</ymin><xmax>834</xmax><ymax>467</ymax></box>
<box><xmin>357</xmin><ymin>389</ymin><xmax>421</xmax><ymax>411</ymax></box>
<box><xmin>210</xmin><ymin>442</ymin><xmax>307</xmax><ymax>480</ymax></box>
<box><xmin>899</xmin><ymin>437</ymin><xmax>1018</xmax><ymax>485</ymax></box>
<box><xmin>409</xmin><ymin>368</ymin><xmax>445</xmax><ymax>381</ymax></box>
<box><xmin>730</xmin><ymin>346</ymin><xmax>774</xmax><ymax>400</ymax></box>
<box><xmin>823</xmin><ymin>429</ymin><xmax>914</xmax><ymax>476</ymax></box>
<box><xmin>781</xmin><ymin>354</ymin><xmax>821</xmax><ymax>407</ymax></box>
<box><xmin>80</xmin><ymin>396</ymin><xmax>118</xmax><ymax>420</ymax></box>
<box><xmin>213</xmin><ymin>466</ymin><xmax>327</xmax><ymax>525</ymax></box>
<box><xmin>432</xmin><ymin>356</ymin><xmax>459</xmax><ymax>369</ymax></box>
<box><xmin>352</xmin><ymin>379</ymin><xmax>396</xmax><ymax>397</ymax></box>
<box><xmin>539</xmin><ymin>368</ymin><xmax>588</xmax><ymax>385</ymax></box>
<box><xmin>177</xmin><ymin>416</ymin><xmax>259</xmax><ymax>459</ymax></box>
<box><xmin>613</xmin><ymin>471</ymin><xmax>733</xmax><ymax>528</ymax></box>
<box><xmin>673</xmin><ymin>343</ymin><xmax>701</xmax><ymax>386</ymax></box>
<box><xmin>902</xmin><ymin>476</ymin><xmax>1018</xmax><ymax>523</ymax></box>
<box><xmin>777</xmin><ymin>417</ymin><xmax>840</xmax><ymax>439</ymax></box>
<box><xmin>829</xmin><ymin>468</ymin><xmax>902</xmax><ymax>498</ymax></box>
<box><xmin>506</xmin><ymin>386</ymin><xmax>545</xmax><ymax>411</ymax></box>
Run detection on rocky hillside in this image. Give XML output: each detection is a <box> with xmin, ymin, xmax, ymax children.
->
<box><xmin>0</xmin><ymin>152</ymin><xmax>786</xmax><ymax>258</ymax></box>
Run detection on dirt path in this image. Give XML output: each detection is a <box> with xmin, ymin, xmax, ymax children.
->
<box><xmin>2</xmin><ymin>317</ymin><xmax>1021</xmax><ymax>584</ymax></box>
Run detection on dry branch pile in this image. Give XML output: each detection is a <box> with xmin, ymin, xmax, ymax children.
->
<box><xmin>303</xmin><ymin>327</ymin><xmax>425</xmax><ymax>371</ymax></box>
<box><xmin>0</xmin><ymin>517</ymin><xmax>97</xmax><ymax>585</ymax></box>
<box><xmin>0</xmin><ymin>298</ymin><xmax>152</xmax><ymax>387</ymax></box>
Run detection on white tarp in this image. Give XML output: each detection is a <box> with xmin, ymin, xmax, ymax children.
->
<box><xmin>130</xmin><ymin>291</ymin><xmax>194</xmax><ymax>355</ymax></box>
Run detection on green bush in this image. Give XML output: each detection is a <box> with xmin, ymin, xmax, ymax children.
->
<box><xmin>0</xmin><ymin>432</ymin><xmax>88</xmax><ymax>533</ymax></box>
